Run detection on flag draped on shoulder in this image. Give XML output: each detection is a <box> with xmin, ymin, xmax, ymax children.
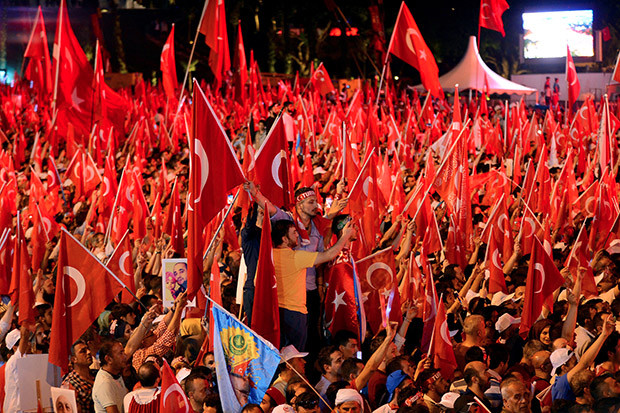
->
<box><xmin>388</xmin><ymin>2</ymin><xmax>443</xmax><ymax>98</ymax></box>
<box><xmin>212</xmin><ymin>303</ymin><xmax>280</xmax><ymax>413</ymax></box>
<box><xmin>188</xmin><ymin>80</ymin><xmax>245</xmax><ymax>299</ymax></box>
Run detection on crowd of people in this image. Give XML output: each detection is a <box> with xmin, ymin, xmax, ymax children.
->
<box><xmin>1</xmin><ymin>57</ymin><xmax>620</xmax><ymax>413</ymax></box>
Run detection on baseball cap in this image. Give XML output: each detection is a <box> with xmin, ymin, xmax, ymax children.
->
<box><xmin>335</xmin><ymin>389</ymin><xmax>363</xmax><ymax>407</ymax></box>
<box><xmin>491</xmin><ymin>292</ymin><xmax>515</xmax><ymax>307</ymax></box>
<box><xmin>272</xmin><ymin>404</ymin><xmax>295</xmax><ymax>413</ymax></box>
<box><xmin>386</xmin><ymin>370</ymin><xmax>409</xmax><ymax>401</ymax></box>
<box><xmin>265</xmin><ymin>387</ymin><xmax>286</xmax><ymax>406</ymax></box>
<box><xmin>5</xmin><ymin>329</ymin><xmax>20</xmax><ymax>349</ymax></box>
<box><xmin>495</xmin><ymin>314</ymin><xmax>521</xmax><ymax>333</ymax></box>
<box><xmin>280</xmin><ymin>345</ymin><xmax>308</xmax><ymax>364</ymax></box>
<box><xmin>550</xmin><ymin>348</ymin><xmax>574</xmax><ymax>372</ymax></box>
<box><xmin>439</xmin><ymin>392</ymin><xmax>460</xmax><ymax>409</ymax></box>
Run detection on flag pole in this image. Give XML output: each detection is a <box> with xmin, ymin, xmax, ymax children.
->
<box><xmin>427</xmin><ymin>293</ymin><xmax>443</xmax><ymax>357</ymax></box>
<box><xmin>104</xmin><ymin>157</ymin><xmax>130</xmax><ymax>247</ymax></box>
<box><xmin>566</xmin><ymin>220</ymin><xmax>587</xmax><ymax>268</ymax></box>
<box><xmin>51</xmin><ymin>0</ymin><xmax>65</xmax><ymax>113</ymax></box>
<box><xmin>341</xmin><ymin>121</ymin><xmax>346</xmax><ymax>180</ymax></box>
<box><xmin>176</xmin><ymin>0</ymin><xmax>209</xmax><ymax>116</ymax></box>
<box><xmin>202</xmin><ymin>189</ymin><xmax>241</xmax><ymax>260</ymax></box>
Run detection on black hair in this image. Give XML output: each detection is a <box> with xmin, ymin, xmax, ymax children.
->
<box><xmin>137</xmin><ymin>362</ymin><xmax>160</xmax><ymax>387</ymax></box>
<box><xmin>98</xmin><ymin>339</ymin><xmax>121</xmax><ymax>367</ymax></box>
<box><xmin>271</xmin><ymin>220</ymin><xmax>296</xmax><ymax>247</ymax></box>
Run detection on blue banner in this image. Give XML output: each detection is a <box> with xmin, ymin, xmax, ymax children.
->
<box><xmin>211</xmin><ymin>303</ymin><xmax>281</xmax><ymax>412</ymax></box>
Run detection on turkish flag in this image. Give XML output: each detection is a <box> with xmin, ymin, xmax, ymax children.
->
<box><xmin>52</xmin><ymin>0</ymin><xmax>95</xmax><ymax>138</ymax></box>
<box><xmin>9</xmin><ymin>219</ymin><xmax>36</xmax><ymax>325</ymax></box>
<box><xmin>486</xmin><ymin>225</ymin><xmax>507</xmax><ymax>294</ymax></box>
<box><xmin>612</xmin><ymin>51</ymin><xmax>620</xmax><ymax>84</ymax></box>
<box><xmin>106</xmin><ymin>230</ymin><xmax>135</xmax><ymax>305</ymax></box>
<box><xmin>596</xmin><ymin>97</ymin><xmax>613</xmax><ymax>172</ymax></box>
<box><xmin>163</xmin><ymin>180</ymin><xmax>184</xmax><ymax>257</ymax></box>
<box><xmin>0</xmin><ymin>229</ymin><xmax>11</xmax><ymax>295</ymax></box>
<box><xmin>566</xmin><ymin>46</ymin><xmax>581</xmax><ymax>107</ymax></box>
<box><xmin>325</xmin><ymin>250</ymin><xmax>362</xmax><ymax>342</ymax></box>
<box><xmin>101</xmin><ymin>153</ymin><xmax>118</xmax><ymax>216</ymax></box>
<box><xmin>479</xmin><ymin>0</ymin><xmax>509</xmax><ymax>37</ymax></box>
<box><xmin>50</xmin><ymin>230</ymin><xmax>123</xmax><ymax>373</ymax></box>
<box><xmin>254</xmin><ymin>116</ymin><xmax>293</xmax><ymax>208</ymax></box>
<box><xmin>160</xmin><ymin>25</ymin><xmax>178</xmax><ymax>102</ymax></box>
<box><xmin>564</xmin><ymin>223</ymin><xmax>597</xmax><ymax>298</ymax></box>
<box><xmin>251</xmin><ymin>202</ymin><xmax>280</xmax><ymax>348</ymax></box>
<box><xmin>421</xmin><ymin>257</ymin><xmax>438</xmax><ymax>352</ymax></box>
<box><xmin>388</xmin><ymin>2</ymin><xmax>442</xmax><ymax>98</ymax></box>
<box><xmin>311</xmin><ymin>63</ymin><xmax>335</xmax><ymax>96</ymax></box>
<box><xmin>129</xmin><ymin>170</ymin><xmax>150</xmax><ymax>241</ymax></box>
<box><xmin>430</xmin><ymin>298</ymin><xmax>458</xmax><ymax>380</ymax></box>
<box><xmin>160</xmin><ymin>360</ymin><xmax>191</xmax><ymax>412</ymax></box>
<box><xmin>199</xmin><ymin>0</ymin><xmax>231</xmax><ymax>81</ymax></box>
<box><xmin>589</xmin><ymin>174</ymin><xmax>619</xmax><ymax>252</ymax></box>
<box><xmin>356</xmin><ymin>247</ymin><xmax>401</xmax><ymax>334</ymax></box>
<box><xmin>234</xmin><ymin>24</ymin><xmax>248</xmax><ymax>104</ymax></box>
<box><xmin>24</xmin><ymin>6</ymin><xmax>52</xmax><ymax>95</ymax></box>
<box><xmin>188</xmin><ymin>81</ymin><xmax>245</xmax><ymax>299</ymax></box>
<box><xmin>519</xmin><ymin>237</ymin><xmax>565</xmax><ymax>338</ymax></box>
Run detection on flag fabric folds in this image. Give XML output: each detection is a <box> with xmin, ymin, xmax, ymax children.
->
<box><xmin>479</xmin><ymin>0</ymin><xmax>510</xmax><ymax>37</ymax></box>
<box><xmin>212</xmin><ymin>303</ymin><xmax>280</xmax><ymax>413</ymax></box>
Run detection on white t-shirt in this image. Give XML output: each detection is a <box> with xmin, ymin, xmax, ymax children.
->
<box><xmin>3</xmin><ymin>348</ymin><xmax>23</xmax><ymax>413</ymax></box>
<box><xmin>93</xmin><ymin>369</ymin><xmax>128</xmax><ymax>413</ymax></box>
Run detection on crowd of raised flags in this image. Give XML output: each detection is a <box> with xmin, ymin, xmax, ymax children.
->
<box><xmin>1</xmin><ymin>0</ymin><xmax>620</xmax><ymax>412</ymax></box>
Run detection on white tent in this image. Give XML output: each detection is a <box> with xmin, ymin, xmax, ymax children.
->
<box><xmin>434</xmin><ymin>36</ymin><xmax>536</xmax><ymax>95</ymax></box>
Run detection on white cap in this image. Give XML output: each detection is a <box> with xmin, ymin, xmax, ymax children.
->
<box><xmin>175</xmin><ymin>367</ymin><xmax>191</xmax><ymax>383</ymax></box>
<box><xmin>272</xmin><ymin>405</ymin><xmax>295</xmax><ymax>413</ymax></box>
<box><xmin>335</xmin><ymin>389</ymin><xmax>363</xmax><ymax>407</ymax></box>
<box><xmin>439</xmin><ymin>392</ymin><xmax>460</xmax><ymax>409</ymax></box>
<box><xmin>313</xmin><ymin>166</ymin><xmax>327</xmax><ymax>175</ymax></box>
<box><xmin>550</xmin><ymin>348</ymin><xmax>574</xmax><ymax>372</ymax></box>
<box><xmin>5</xmin><ymin>329</ymin><xmax>20</xmax><ymax>349</ymax></box>
<box><xmin>491</xmin><ymin>292</ymin><xmax>515</xmax><ymax>307</ymax></box>
<box><xmin>495</xmin><ymin>314</ymin><xmax>521</xmax><ymax>333</ymax></box>
<box><xmin>280</xmin><ymin>345</ymin><xmax>308</xmax><ymax>364</ymax></box>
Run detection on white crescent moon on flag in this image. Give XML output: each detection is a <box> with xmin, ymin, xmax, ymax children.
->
<box><xmin>492</xmin><ymin>249</ymin><xmax>502</xmax><ymax>270</ymax></box>
<box><xmin>498</xmin><ymin>213</ymin><xmax>509</xmax><ymax>236</ymax></box>
<box><xmin>193</xmin><ymin>139</ymin><xmax>209</xmax><ymax>203</ymax></box>
<box><xmin>42</xmin><ymin>217</ymin><xmax>52</xmax><ymax>235</ymax></box>
<box><xmin>405</xmin><ymin>28</ymin><xmax>417</xmax><ymax>55</ymax></box>
<box><xmin>86</xmin><ymin>165</ymin><xmax>95</xmax><ymax>183</ymax></box>
<box><xmin>119</xmin><ymin>251</ymin><xmax>131</xmax><ymax>277</ymax></box>
<box><xmin>440</xmin><ymin>320</ymin><xmax>451</xmax><ymax>344</ymax></box>
<box><xmin>480</xmin><ymin>3</ymin><xmax>491</xmax><ymax>20</ymax></box>
<box><xmin>163</xmin><ymin>384</ymin><xmax>189</xmax><ymax>413</ymax></box>
<box><xmin>64</xmin><ymin>266</ymin><xmax>86</xmax><ymax>308</ymax></box>
<box><xmin>271</xmin><ymin>152</ymin><xmax>284</xmax><ymax>188</ymax></box>
<box><xmin>362</xmin><ymin>176</ymin><xmax>372</xmax><ymax>197</ymax></box>
<box><xmin>533</xmin><ymin>263</ymin><xmax>546</xmax><ymax>294</ymax></box>
<box><xmin>524</xmin><ymin>217</ymin><xmax>536</xmax><ymax>237</ymax></box>
<box><xmin>365</xmin><ymin>262</ymin><xmax>394</xmax><ymax>291</ymax></box>
<box><xmin>103</xmin><ymin>176</ymin><xmax>111</xmax><ymax>198</ymax></box>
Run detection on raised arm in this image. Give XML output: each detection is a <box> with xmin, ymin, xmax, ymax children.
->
<box><xmin>354</xmin><ymin>322</ymin><xmax>398</xmax><ymax>390</ymax></box>
<box><xmin>244</xmin><ymin>181</ymin><xmax>277</xmax><ymax>216</ymax></box>
<box><xmin>314</xmin><ymin>222</ymin><xmax>355</xmax><ymax>265</ymax></box>
<box><xmin>567</xmin><ymin>314</ymin><xmax>616</xmax><ymax>382</ymax></box>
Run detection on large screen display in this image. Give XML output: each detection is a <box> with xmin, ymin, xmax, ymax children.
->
<box><xmin>522</xmin><ymin>10</ymin><xmax>593</xmax><ymax>59</ymax></box>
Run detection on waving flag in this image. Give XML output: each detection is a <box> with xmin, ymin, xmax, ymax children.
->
<box><xmin>199</xmin><ymin>0</ymin><xmax>231</xmax><ymax>81</ymax></box>
<box><xmin>188</xmin><ymin>80</ymin><xmax>245</xmax><ymax>299</ymax></box>
<box><xmin>50</xmin><ymin>230</ymin><xmax>124</xmax><ymax>373</ymax></box>
<box><xmin>160</xmin><ymin>25</ymin><xmax>178</xmax><ymax>101</ymax></box>
<box><xmin>251</xmin><ymin>203</ymin><xmax>280</xmax><ymax>348</ymax></box>
<box><xmin>519</xmin><ymin>237</ymin><xmax>565</xmax><ymax>338</ymax></box>
<box><xmin>24</xmin><ymin>6</ymin><xmax>52</xmax><ymax>95</ymax></box>
<box><xmin>479</xmin><ymin>0</ymin><xmax>509</xmax><ymax>37</ymax></box>
<box><xmin>212</xmin><ymin>303</ymin><xmax>280</xmax><ymax>412</ymax></box>
<box><xmin>429</xmin><ymin>297</ymin><xmax>457</xmax><ymax>379</ymax></box>
<box><xmin>388</xmin><ymin>2</ymin><xmax>442</xmax><ymax>97</ymax></box>
<box><xmin>325</xmin><ymin>250</ymin><xmax>362</xmax><ymax>342</ymax></box>
<box><xmin>566</xmin><ymin>46</ymin><xmax>580</xmax><ymax>108</ymax></box>
<box><xmin>160</xmin><ymin>360</ymin><xmax>190</xmax><ymax>412</ymax></box>
<box><xmin>311</xmin><ymin>63</ymin><xmax>335</xmax><ymax>96</ymax></box>
<box><xmin>254</xmin><ymin>116</ymin><xmax>292</xmax><ymax>208</ymax></box>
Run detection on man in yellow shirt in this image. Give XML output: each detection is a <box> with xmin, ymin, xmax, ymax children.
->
<box><xmin>271</xmin><ymin>219</ymin><xmax>355</xmax><ymax>350</ymax></box>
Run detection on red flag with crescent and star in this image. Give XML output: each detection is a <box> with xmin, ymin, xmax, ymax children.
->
<box><xmin>519</xmin><ymin>236</ymin><xmax>565</xmax><ymax>338</ymax></box>
<box><xmin>50</xmin><ymin>230</ymin><xmax>124</xmax><ymax>373</ymax></box>
<box><xmin>160</xmin><ymin>25</ymin><xmax>178</xmax><ymax>102</ymax></box>
<box><xmin>388</xmin><ymin>2</ymin><xmax>443</xmax><ymax>98</ymax></box>
<box><xmin>250</xmin><ymin>202</ymin><xmax>280</xmax><ymax>348</ymax></box>
<box><xmin>355</xmin><ymin>247</ymin><xmax>402</xmax><ymax>334</ymax></box>
<box><xmin>311</xmin><ymin>62</ymin><xmax>335</xmax><ymax>96</ymax></box>
<box><xmin>429</xmin><ymin>298</ymin><xmax>458</xmax><ymax>380</ymax></box>
<box><xmin>479</xmin><ymin>0</ymin><xmax>509</xmax><ymax>37</ymax></box>
<box><xmin>324</xmin><ymin>250</ymin><xmax>361</xmax><ymax>342</ymax></box>
<box><xmin>106</xmin><ymin>230</ymin><xmax>135</xmax><ymax>304</ymax></box>
<box><xmin>160</xmin><ymin>360</ymin><xmax>191</xmax><ymax>412</ymax></box>
<box><xmin>253</xmin><ymin>115</ymin><xmax>293</xmax><ymax>209</ymax></box>
<box><xmin>188</xmin><ymin>80</ymin><xmax>245</xmax><ymax>300</ymax></box>
<box><xmin>566</xmin><ymin>46</ymin><xmax>581</xmax><ymax>108</ymax></box>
